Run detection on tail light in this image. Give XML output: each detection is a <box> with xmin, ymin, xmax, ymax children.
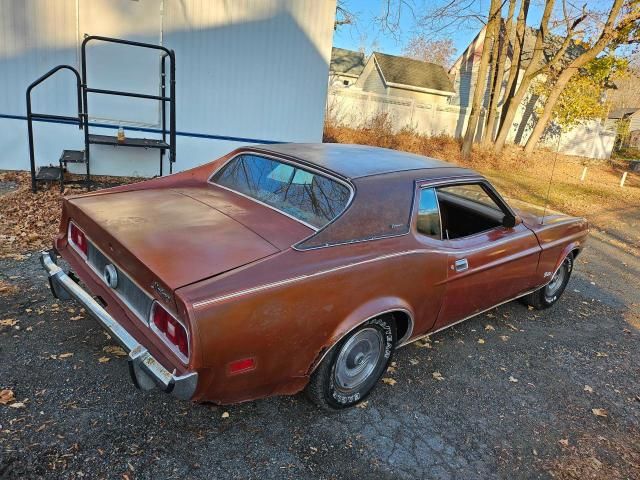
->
<box><xmin>69</xmin><ymin>222</ymin><xmax>88</xmax><ymax>257</ymax></box>
<box><xmin>151</xmin><ymin>302</ymin><xmax>189</xmax><ymax>359</ymax></box>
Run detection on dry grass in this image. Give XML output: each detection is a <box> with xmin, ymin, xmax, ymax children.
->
<box><xmin>324</xmin><ymin>115</ymin><xmax>640</xmax><ymax>250</ymax></box>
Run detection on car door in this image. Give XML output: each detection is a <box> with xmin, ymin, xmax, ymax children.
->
<box><xmin>417</xmin><ymin>181</ymin><xmax>541</xmax><ymax>331</ymax></box>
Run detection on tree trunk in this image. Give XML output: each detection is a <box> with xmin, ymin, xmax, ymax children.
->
<box><xmin>498</xmin><ymin>0</ymin><xmax>530</xmax><ymax>133</ymax></box>
<box><xmin>493</xmin><ymin>0</ymin><xmax>555</xmax><ymax>153</ymax></box>
<box><xmin>523</xmin><ymin>0</ymin><xmax>629</xmax><ymax>154</ymax></box>
<box><xmin>461</xmin><ymin>0</ymin><xmax>500</xmax><ymax>157</ymax></box>
<box><xmin>483</xmin><ymin>0</ymin><xmax>517</xmax><ymax>145</ymax></box>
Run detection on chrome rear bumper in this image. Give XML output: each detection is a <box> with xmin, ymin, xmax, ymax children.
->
<box><xmin>40</xmin><ymin>250</ymin><xmax>197</xmax><ymax>400</ymax></box>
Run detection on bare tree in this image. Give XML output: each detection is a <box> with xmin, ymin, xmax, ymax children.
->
<box><xmin>493</xmin><ymin>0</ymin><xmax>588</xmax><ymax>153</ymax></box>
<box><xmin>482</xmin><ymin>0</ymin><xmax>518</xmax><ymax>145</ymax></box>
<box><xmin>523</xmin><ymin>0</ymin><xmax>640</xmax><ymax>154</ymax></box>
<box><xmin>461</xmin><ymin>0</ymin><xmax>502</xmax><ymax>157</ymax></box>
<box><xmin>402</xmin><ymin>36</ymin><xmax>457</xmax><ymax>67</ymax></box>
<box><xmin>499</xmin><ymin>0</ymin><xmax>530</xmax><ymax>133</ymax></box>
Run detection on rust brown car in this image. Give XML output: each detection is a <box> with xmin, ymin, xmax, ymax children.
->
<box><xmin>41</xmin><ymin>143</ymin><xmax>588</xmax><ymax>409</ymax></box>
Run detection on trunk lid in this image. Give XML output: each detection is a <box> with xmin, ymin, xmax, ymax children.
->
<box><xmin>67</xmin><ymin>188</ymin><xmax>280</xmax><ymax>290</ymax></box>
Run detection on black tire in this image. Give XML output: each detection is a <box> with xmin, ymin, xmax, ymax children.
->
<box><xmin>521</xmin><ymin>253</ymin><xmax>574</xmax><ymax>310</ymax></box>
<box><xmin>305</xmin><ymin>316</ymin><xmax>396</xmax><ymax>410</ymax></box>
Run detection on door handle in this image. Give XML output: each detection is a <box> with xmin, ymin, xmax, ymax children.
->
<box><xmin>454</xmin><ymin>258</ymin><xmax>469</xmax><ymax>272</ymax></box>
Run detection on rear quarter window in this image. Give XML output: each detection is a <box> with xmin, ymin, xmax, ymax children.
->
<box><xmin>211</xmin><ymin>154</ymin><xmax>351</xmax><ymax>229</ymax></box>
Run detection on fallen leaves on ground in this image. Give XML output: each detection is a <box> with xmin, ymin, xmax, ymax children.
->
<box><xmin>559</xmin><ymin>439</ymin><xmax>570</xmax><ymax>447</ymax></box>
<box><xmin>103</xmin><ymin>345</ymin><xmax>127</xmax><ymax>356</ymax></box>
<box><xmin>509</xmin><ymin>376</ymin><xmax>519</xmax><ymax>383</ymax></box>
<box><xmin>409</xmin><ymin>358</ymin><xmax>419</xmax><ymax>365</ymax></box>
<box><xmin>356</xmin><ymin>401</ymin><xmax>369</xmax><ymax>409</ymax></box>
<box><xmin>499</xmin><ymin>335</ymin><xmax>510</xmax><ymax>341</ymax></box>
<box><xmin>221</xmin><ymin>411</ymin><xmax>230</xmax><ymax>418</ymax></box>
<box><xmin>432</xmin><ymin>371</ymin><xmax>445</xmax><ymax>381</ymax></box>
<box><xmin>484</xmin><ymin>324</ymin><xmax>495</xmax><ymax>331</ymax></box>
<box><xmin>0</xmin><ymin>389</ymin><xmax>15</xmax><ymax>405</ymax></box>
<box><xmin>477</xmin><ymin>338</ymin><xmax>486</xmax><ymax>344</ymax></box>
<box><xmin>0</xmin><ymin>171</ymin><xmax>143</xmax><ymax>258</ymax></box>
<box><xmin>382</xmin><ymin>377</ymin><xmax>397</xmax><ymax>386</ymax></box>
<box><xmin>414</xmin><ymin>338</ymin><xmax>432</xmax><ymax>348</ymax></box>
<box><xmin>98</xmin><ymin>356</ymin><xmax>111</xmax><ymax>363</ymax></box>
<box><xmin>0</xmin><ymin>280</ymin><xmax>18</xmax><ymax>296</ymax></box>
<box><xmin>0</xmin><ymin>318</ymin><xmax>18</xmax><ymax>327</ymax></box>
<box><xmin>9</xmin><ymin>402</ymin><xmax>26</xmax><ymax>409</ymax></box>
<box><xmin>591</xmin><ymin>408</ymin><xmax>608</xmax><ymax>418</ymax></box>
<box><xmin>58</xmin><ymin>352</ymin><xmax>74</xmax><ymax>359</ymax></box>
<box><xmin>584</xmin><ymin>385</ymin><xmax>594</xmax><ymax>393</ymax></box>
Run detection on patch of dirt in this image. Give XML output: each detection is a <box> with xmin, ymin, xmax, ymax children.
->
<box><xmin>0</xmin><ymin>171</ymin><xmax>143</xmax><ymax>259</ymax></box>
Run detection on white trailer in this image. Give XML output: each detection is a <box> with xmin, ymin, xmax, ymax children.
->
<box><xmin>0</xmin><ymin>0</ymin><xmax>336</xmax><ymax>181</ymax></box>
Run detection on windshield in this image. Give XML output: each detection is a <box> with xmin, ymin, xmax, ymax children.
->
<box><xmin>211</xmin><ymin>154</ymin><xmax>351</xmax><ymax>229</ymax></box>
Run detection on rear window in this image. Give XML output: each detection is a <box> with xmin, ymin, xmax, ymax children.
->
<box><xmin>211</xmin><ymin>154</ymin><xmax>351</xmax><ymax>229</ymax></box>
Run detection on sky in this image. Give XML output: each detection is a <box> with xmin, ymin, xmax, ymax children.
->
<box><xmin>331</xmin><ymin>0</ymin><xmax>584</xmax><ymax>63</ymax></box>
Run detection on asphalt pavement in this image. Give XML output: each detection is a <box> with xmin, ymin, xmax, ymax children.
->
<box><xmin>1</xmin><ymin>233</ymin><xmax>639</xmax><ymax>479</ymax></box>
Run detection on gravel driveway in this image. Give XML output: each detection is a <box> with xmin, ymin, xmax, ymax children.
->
<box><xmin>1</xmin><ymin>233</ymin><xmax>639</xmax><ymax>479</ymax></box>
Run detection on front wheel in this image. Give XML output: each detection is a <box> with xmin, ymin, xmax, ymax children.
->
<box><xmin>305</xmin><ymin>316</ymin><xmax>396</xmax><ymax>410</ymax></box>
<box><xmin>522</xmin><ymin>253</ymin><xmax>574</xmax><ymax>310</ymax></box>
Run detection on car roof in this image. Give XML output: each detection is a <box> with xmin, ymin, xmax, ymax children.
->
<box><xmin>249</xmin><ymin>143</ymin><xmax>470</xmax><ymax>180</ymax></box>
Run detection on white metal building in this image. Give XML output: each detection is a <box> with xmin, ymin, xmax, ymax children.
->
<box><xmin>0</xmin><ymin>0</ymin><xmax>336</xmax><ymax>177</ymax></box>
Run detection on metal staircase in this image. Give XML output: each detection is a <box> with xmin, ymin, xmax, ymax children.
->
<box><xmin>26</xmin><ymin>35</ymin><xmax>176</xmax><ymax>193</ymax></box>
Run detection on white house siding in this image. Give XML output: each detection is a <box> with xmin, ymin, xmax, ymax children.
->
<box><xmin>385</xmin><ymin>86</ymin><xmax>449</xmax><ymax>106</ymax></box>
<box><xmin>0</xmin><ymin>0</ymin><xmax>336</xmax><ymax>176</ymax></box>
<box><xmin>628</xmin><ymin>111</ymin><xmax>640</xmax><ymax>132</ymax></box>
<box><xmin>358</xmin><ymin>61</ymin><xmax>388</xmax><ymax>96</ymax></box>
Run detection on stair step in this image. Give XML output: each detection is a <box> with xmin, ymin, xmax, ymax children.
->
<box><xmin>88</xmin><ymin>134</ymin><xmax>169</xmax><ymax>149</ymax></box>
<box><xmin>35</xmin><ymin>166</ymin><xmax>62</xmax><ymax>181</ymax></box>
<box><xmin>59</xmin><ymin>149</ymin><xmax>85</xmax><ymax>164</ymax></box>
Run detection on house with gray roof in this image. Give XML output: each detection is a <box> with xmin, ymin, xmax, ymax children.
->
<box><xmin>354</xmin><ymin>52</ymin><xmax>455</xmax><ymax>105</ymax></box>
<box><xmin>329</xmin><ymin>47</ymin><xmax>366</xmax><ymax>87</ymax></box>
<box><xmin>449</xmin><ymin>23</ymin><xmax>587</xmax><ymax>144</ymax></box>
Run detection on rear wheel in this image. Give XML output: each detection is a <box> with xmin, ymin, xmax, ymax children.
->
<box><xmin>522</xmin><ymin>253</ymin><xmax>573</xmax><ymax>310</ymax></box>
<box><xmin>306</xmin><ymin>316</ymin><xmax>395</xmax><ymax>410</ymax></box>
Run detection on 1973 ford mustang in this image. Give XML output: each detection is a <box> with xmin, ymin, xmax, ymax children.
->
<box><xmin>41</xmin><ymin>143</ymin><xmax>588</xmax><ymax>409</ymax></box>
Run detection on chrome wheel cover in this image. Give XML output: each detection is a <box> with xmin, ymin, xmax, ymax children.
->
<box><xmin>545</xmin><ymin>264</ymin><xmax>567</xmax><ymax>299</ymax></box>
<box><xmin>334</xmin><ymin>328</ymin><xmax>384</xmax><ymax>392</ymax></box>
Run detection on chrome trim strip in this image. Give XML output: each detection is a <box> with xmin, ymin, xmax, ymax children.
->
<box><xmin>67</xmin><ymin>222</ymin><xmax>88</xmax><ymax>260</ymax></box>
<box><xmin>398</xmin><ymin>251</ymin><xmax>574</xmax><ymax>347</ymax></box>
<box><xmin>40</xmin><ymin>251</ymin><xmax>197</xmax><ymax>400</ymax></box>
<box><xmin>399</xmin><ymin>286</ymin><xmax>540</xmax><ymax>347</ymax></box>
<box><xmin>206</xmin><ymin>150</ymin><xmax>355</xmax><ymax>232</ymax></box>
<box><xmin>293</xmin><ymin>174</ymin><xmax>487</xmax><ymax>251</ymax></box>
<box><xmin>213</xmin><ymin>182</ymin><xmax>320</xmax><ymax>231</ymax></box>
<box><xmin>192</xmin><ymin>249</ymin><xmax>434</xmax><ymax>309</ymax></box>
<box><xmin>149</xmin><ymin>301</ymin><xmax>190</xmax><ymax>364</ymax></box>
<box><xmin>310</xmin><ymin>308</ymin><xmax>415</xmax><ymax>374</ymax></box>
<box><xmin>67</xmin><ymin>221</ymin><xmax>189</xmax><ymax>365</ymax></box>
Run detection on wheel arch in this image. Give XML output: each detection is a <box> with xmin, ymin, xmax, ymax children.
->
<box><xmin>553</xmin><ymin>242</ymin><xmax>582</xmax><ymax>273</ymax></box>
<box><xmin>307</xmin><ymin>298</ymin><xmax>414</xmax><ymax>375</ymax></box>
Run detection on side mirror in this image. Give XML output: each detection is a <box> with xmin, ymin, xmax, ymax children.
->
<box><xmin>502</xmin><ymin>214</ymin><xmax>522</xmax><ymax>228</ymax></box>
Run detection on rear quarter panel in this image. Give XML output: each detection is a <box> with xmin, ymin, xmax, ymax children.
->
<box><xmin>181</xmin><ymin>237</ymin><xmax>447</xmax><ymax>404</ymax></box>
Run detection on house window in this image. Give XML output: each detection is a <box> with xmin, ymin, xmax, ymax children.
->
<box><xmin>343</xmin><ymin>80</ymin><xmax>350</xmax><ymax>86</ymax></box>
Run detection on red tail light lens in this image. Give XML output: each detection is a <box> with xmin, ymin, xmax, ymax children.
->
<box><xmin>151</xmin><ymin>302</ymin><xmax>188</xmax><ymax>358</ymax></box>
<box><xmin>69</xmin><ymin>222</ymin><xmax>88</xmax><ymax>257</ymax></box>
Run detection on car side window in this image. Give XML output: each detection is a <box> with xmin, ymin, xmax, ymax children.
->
<box><xmin>417</xmin><ymin>188</ymin><xmax>442</xmax><ymax>239</ymax></box>
<box><xmin>436</xmin><ymin>183</ymin><xmax>506</xmax><ymax>239</ymax></box>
